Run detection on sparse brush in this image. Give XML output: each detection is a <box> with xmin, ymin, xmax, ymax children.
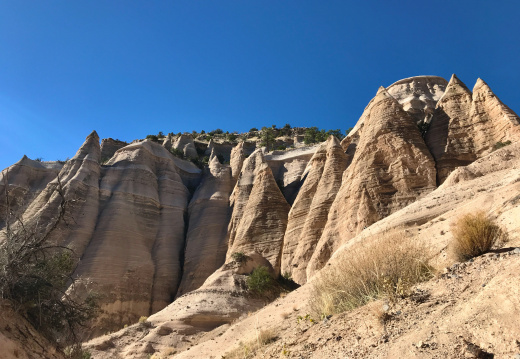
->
<box><xmin>310</xmin><ymin>232</ymin><xmax>433</xmax><ymax>318</ymax></box>
<box><xmin>450</xmin><ymin>211</ymin><xmax>507</xmax><ymax>262</ymax></box>
<box><xmin>223</xmin><ymin>328</ymin><xmax>277</xmax><ymax>359</ymax></box>
<box><xmin>246</xmin><ymin>266</ymin><xmax>275</xmax><ymax>294</ymax></box>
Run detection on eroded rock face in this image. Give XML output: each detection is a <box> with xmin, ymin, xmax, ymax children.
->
<box><xmin>281</xmin><ymin>136</ymin><xmax>348</xmax><ymax>284</ymax></box>
<box><xmin>226</xmin><ymin>150</ymin><xmax>290</xmax><ymax>275</ymax></box>
<box><xmin>174</xmin><ymin>134</ymin><xmax>198</xmax><ymax>159</ymax></box>
<box><xmin>0</xmin><ymin>157</ymin><xmax>62</xmax><ymax>227</ymax></box>
<box><xmin>307</xmin><ymin>87</ymin><xmax>437</xmax><ymax>278</ymax></box>
<box><xmin>386</xmin><ymin>76</ymin><xmax>448</xmax><ymax>123</ymax></box>
<box><xmin>425</xmin><ymin>75</ymin><xmax>520</xmax><ymax>183</ymax></box>
<box><xmin>100</xmin><ymin>138</ymin><xmax>128</xmax><ymax>162</ymax></box>
<box><xmin>176</xmin><ymin>155</ymin><xmax>234</xmax><ymax>296</ymax></box>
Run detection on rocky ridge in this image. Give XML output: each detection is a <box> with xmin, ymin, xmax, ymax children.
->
<box><xmin>1</xmin><ymin>75</ymin><xmax>520</xmax><ymax>357</ymax></box>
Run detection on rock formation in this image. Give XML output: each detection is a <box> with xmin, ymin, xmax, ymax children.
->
<box><xmin>226</xmin><ymin>150</ymin><xmax>290</xmax><ymax>275</ymax></box>
<box><xmin>0</xmin><ymin>156</ymin><xmax>62</xmax><ymax>227</ymax></box>
<box><xmin>425</xmin><ymin>75</ymin><xmax>520</xmax><ymax>183</ymax></box>
<box><xmin>173</xmin><ymin>134</ymin><xmax>198</xmax><ymax>159</ymax></box>
<box><xmin>386</xmin><ymin>76</ymin><xmax>448</xmax><ymax>123</ymax></box>
<box><xmin>307</xmin><ymin>86</ymin><xmax>437</xmax><ymax>278</ymax></box>
<box><xmin>281</xmin><ymin>136</ymin><xmax>348</xmax><ymax>284</ymax></box>
<box><xmin>176</xmin><ymin>154</ymin><xmax>233</xmax><ymax>296</ymax></box>
<box><xmin>100</xmin><ymin>138</ymin><xmax>128</xmax><ymax>162</ymax></box>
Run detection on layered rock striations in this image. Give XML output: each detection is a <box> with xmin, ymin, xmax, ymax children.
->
<box><xmin>425</xmin><ymin>75</ymin><xmax>520</xmax><ymax>183</ymax></box>
<box><xmin>226</xmin><ymin>150</ymin><xmax>290</xmax><ymax>275</ymax></box>
<box><xmin>386</xmin><ymin>76</ymin><xmax>448</xmax><ymax>123</ymax></box>
<box><xmin>307</xmin><ymin>87</ymin><xmax>437</xmax><ymax>278</ymax></box>
<box><xmin>0</xmin><ymin>157</ymin><xmax>62</xmax><ymax>228</ymax></box>
<box><xmin>176</xmin><ymin>154</ymin><xmax>234</xmax><ymax>296</ymax></box>
<box><xmin>281</xmin><ymin>136</ymin><xmax>348</xmax><ymax>284</ymax></box>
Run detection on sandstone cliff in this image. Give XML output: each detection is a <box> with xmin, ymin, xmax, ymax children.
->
<box><xmin>425</xmin><ymin>75</ymin><xmax>520</xmax><ymax>183</ymax></box>
<box><xmin>281</xmin><ymin>136</ymin><xmax>348</xmax><ymax>284</ymax></box>
<box><xmin>176</xmin><ymin>155</ymin><xmax>233</xmax><ymax>296</ymax></box>
<box><xmin>226</xmin><ymin>150</ymin><xmax>291</xmax><ymax>275</ymax></box>
<box><xmin>307</xmin><ymin>86</ymin><xmax>437</xmax><ymax>278</ymax></box>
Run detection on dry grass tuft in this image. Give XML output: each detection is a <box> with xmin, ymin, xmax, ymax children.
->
<box><xmin>310</xmin><ymin>232</ymin><xmax>433</xmax><ymax>318</ymax></box>
<box><xmin>450</xmin><ymin>211</ymin><xmax>507</xmax><ymax>261</ymax></box>
<box><xmin>223</xmin><ymin>328</ymin><xmax>278</xmax><ymax>359</ymax></box>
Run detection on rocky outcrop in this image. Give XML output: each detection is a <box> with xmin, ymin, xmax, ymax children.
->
<box><xmin>281</xmin><ymin>136</ymin><xmax>348</xmax><ymax>284</ymax></box>
<box><xmin>226</xmin><ymin>150</ymin><xmax>290</xmax><ymax>275</ymax></box>
<box><xmin>307</xmin><ymin>87</ymin><xmax>437</xmax><ymax>278</ymax></box>
<box><xmin>173</xmin><ymin>134</ymin><xmax>198</xmax><ymax>159</ymax></box>
<box><xmin>0</xmin><ymin>157</ymin><xmax>62</xmax><ymax>228</ymax></box>
<box><xmin>229</xmin><ymin>142</ymin><xmax>245</xmax><ymax>183</ymax></box>
<box><xmin>386</xmin><ymin>76</ymin><xmax>448</xmax><ymax>123</ymax></box>
<box><xmin>425</xmin><ymin>75</ymin><xmax>520</xmax><ymax>183</ymax></box>
<box><xmin>265</xmin><ymin>146</ymin><xmax>316</xmax><ymax>204</ymax></box>
<box><xmin>176</xmin><ymin>155</ymin><xmax>233</xmax><ymax>296</ymax></box>
<box><xmin>100</xmin><ymin>138</ymin><xmax>128</xmax><ymax>162</ymax></box>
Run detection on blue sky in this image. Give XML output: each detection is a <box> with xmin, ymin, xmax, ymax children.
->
<box><xmin>1</xmin><ymin>1</ymin><xmax>520</xmax><ymax>170</ymax></box>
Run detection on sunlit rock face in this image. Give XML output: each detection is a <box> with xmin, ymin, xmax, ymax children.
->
<box><xmin>281</xmin><ymin>136</ymin><xmax>348</xmax><ymax>284</ymax></box>
<box><xmin>3</xmin><ymin>74</ymin><xmax>520</xmax><ymax>345</ymax></box>
<box><xmin>386</xmin><ymin>75</ymin><xmax>448</xmax><ymax>123</ymax></box>
<box><xmin>307</xmin><ymin>86</ymin><xmax>437</xmax><ymax>278</ymax></box>
<box><xmin>425</xmin><ymin>75</ymin><xmax>520</xmax><ymax>184</ymax></box>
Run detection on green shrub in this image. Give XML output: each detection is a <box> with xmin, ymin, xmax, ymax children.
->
<box><xmin>451</xmin><ymin>211</ymin><xmax>507</xmax><ymax>261</ymax></box>
<box><xmin>493</xmin><ymin>140</ymin><xmax>512</xmax><ymax>150</ymax></box>
<box><xmin>231</xmin><ymin>252</ymin><xmax>247</xmax><ymax>263</ymax></box>
<box><xmin>146</xmin><ymin>134</ymin><xmax>159</xmax><ymax>142</ymax></box>
<box><xmin>0</xmin><ymin>176</ymin><xmax>98</xmax><ymax>346</ymax></box>
<box><xmin>310</xmin><ymin>232</ymin><xmax>432</xmax><ymax>318</ymax></box>
<box><xmin>247</xmin><ymin>266</ymin><xmax>275</xmax><ymax>294</ymax></box>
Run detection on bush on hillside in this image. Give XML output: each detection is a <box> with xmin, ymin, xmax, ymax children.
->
<box><xmin>310</xmin><ymin>232</ymin><xmax>432</xmax><ymax>318</ymax></box>
<box><xmin>451</xmin><ymin>211</ymin><xmax>507</xmax><ymax>261</ymax></box>
<box><xmin>247</xmin><ymin>266</ymin><xmax>275</xmax><ymax>294</ymax></box>
<box><xmin>0</xmin><ymin>174</ymin><xmax>98</xmax><ymax>348</ymax></box>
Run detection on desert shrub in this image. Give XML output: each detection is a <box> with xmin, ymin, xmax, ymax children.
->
<box><xmin>451</xmin><ymin>212</ymin><xmax>507</xmax><ymax>261</ymax></box>
<box><xmin>249</xmin><ymin>127</ymin><xmax>258</xmax><ymax>132</ymax></box>
<box><xmin>231</xmin><ymin>252</ymin><xmax>247</xmax><ymax>263</ymax></box>
<box><xmin>247</xmin><ymin>266</ymin><xmax>275</xmax><ymax>294</ymax></box>
<box><xmin>493</xmin><ymin>140</ymin><xmax>512</xmax><ymax>150</ymax></box>
<box><xmin>310</xmin><ymin>232</ymin><xmax>432</xmax><ymax>318</ymax></box>
<box><xmin>146</xmin><ymin>134</ymin><xmax>159</xmax><ymax>142</ymax></box>
<box><xmin>169</xmin><ymin>148</ymin><xmax>184</xmax><ymax>158</ymax></box>
<box><xmin>0</xmin><ymin>174</ymin><xmax>98</xmax><ymax>346</ymax></box>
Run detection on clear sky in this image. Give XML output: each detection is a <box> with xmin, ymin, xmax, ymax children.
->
<box><xmin>1</xmin><ymin>1</ymin><xmax>520</xmax><ymax>170</ymax></box>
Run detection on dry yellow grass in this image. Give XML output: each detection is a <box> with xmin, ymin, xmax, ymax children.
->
<box><xmin>223</xmin><ymin>328</ymin><xmax>278</xmax><ymax>359</ymax></box>
<box><xmin>310</xmin><ymin>232</ymin><xmax>433</xmax><ymax>318</ymax></box>
<box><xmin>451</xmin><ymin>211</ymin><xmax>507</xmax><ymax>261</ymax></box>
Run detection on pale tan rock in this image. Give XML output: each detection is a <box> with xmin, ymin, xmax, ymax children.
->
<box><xmin>0</xmin><ymin>156</ymin><xmax>62</xmax><ymax>227</ymax></box>
<box><xmin>173</xmin><ymin>134</ymin><xmax>198</xmax><ymax>158</ymax></box>
<box><xmin>281</xmin><ymin>136</ymin><xmax>348</xmax><ymax>284</ymax></box>
<box><xmin>229</xmin><ymin>141</ymin><xmax>245</xmax><ymax>182</ymax></box>
<box><xmin>265</xmin><ymin>146</ymin><xmax>316</xmax><ymax>204</ymax></box>
<box><xmin>176</xmin><ymin>155</ymin><xmax>233</xmax><ymax>296</ymax></box>
<box><xmin>100</xmin><ymin>138</ymin><xmax>127</xmax><ymax>162</ymax></box>
<box><xmin>425</xmin><ymin>74</ymin><xmax>474</xmax><ymax>184</ymax></box>
<box><xmin>307</xmin><ymin>87</ymin><xmax>437</xmax><ymax>278</ymax></box>
<box><xmin>226</xmin><ymin>150</ymin><xmax>290</xmax><ymax>275</ymax></box>
<box><xmin>425</xmin><ymin>75</ymin><xmax>520</xmax><ymax>183</ymax></box>
<box><xmin>386</xmin><ymin>75</ymin><xmax>448</xmax><ymax>123</ymax></box>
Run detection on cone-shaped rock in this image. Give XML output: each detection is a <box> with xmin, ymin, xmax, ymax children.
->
<box><xmin>176</xmin><ymin>155</ymin><xmax>233</xmax><ymax>296</ymax></box>
<box><xmin>0</xmin><ymin>156</ymin><xmax>62</xmax><ymax>228</ymax></box>
<box><xmin>71</xmin><ymin>140</ymin><xmax>197</xmax><ymax>335</ymax></box>
<box><xmin>425</xmin><ymin>75</ymin><xmax>520</xmax><ymax>183</ymax></box>
<box><xmin>230</xmin><ymin>141</ymin><xmax>245</xmax><ymax>183</ymax></box>
<box><xmin>226</xmin><ymin>150</ymin><xmax>290</xmax><ymax>275</ymax></box>
<box><xmin>281</xmin><ymin>136</ymin><xmax>348</xmax><ymax>284</ymax></box>
<box><xmin>307</xmin><ymin>88</ymin><xmax>437</xmax><ymax>278</ymax></box>
<box><xmin>173</xmin><ymin>134</ymin><xmax>198</xmax><ymax>159</ymax></box>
